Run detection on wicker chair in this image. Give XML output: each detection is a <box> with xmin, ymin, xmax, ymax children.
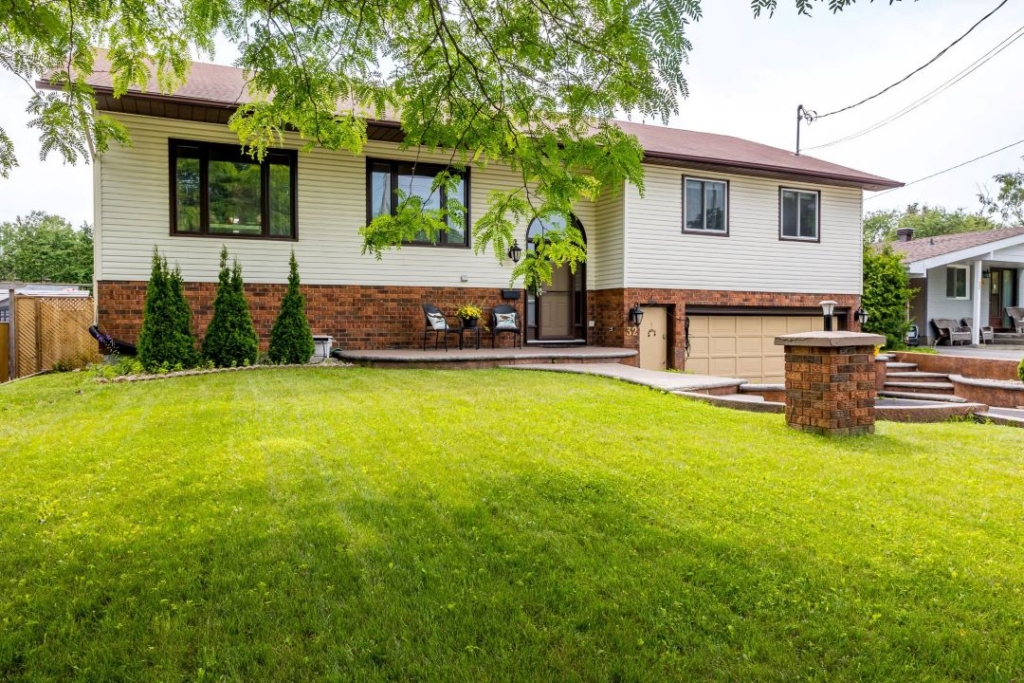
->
<box><xmin>961</xmin><ymin>317</ymin><xmax>994</xmax><ymax>344</ymax></box>
<box><xmin>931</xmin><ymin>318</ymin><xmax>971</xmax><ymax>346</ymax></box>
<box><xmin>1008</xmin><ymin>307</ymin><xmax>1024</xmax><ymax>333</ymax></box>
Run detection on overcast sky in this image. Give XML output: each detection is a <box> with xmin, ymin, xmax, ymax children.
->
<box><xmin>1</xmin><ymin>0</ymin><xmax>1023</xmax><ymax>227</ymax></box>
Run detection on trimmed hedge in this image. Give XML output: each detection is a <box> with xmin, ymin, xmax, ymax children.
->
<box><xmin>202</xmin><ymin>246</ymin><xmax>259</xmax><ymax>367</ymax></box>
<box><xmin>269</xmin><ymin>251</ymin><xmax>316</xmax><ymax>364</ymax></box>
<box><xmin>137</xmin><ymin>248</ymin><xmax>198</xmax><ymax>371</ymax></box>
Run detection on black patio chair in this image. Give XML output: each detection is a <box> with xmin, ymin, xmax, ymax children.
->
<box><xmin>88</xmin><ymin>324</ymin><xmax>137</xmax><ymax>355</ymax></box>
<box><xmin>422</xmin><ymin>304</ymin><xmax>461</xmax><ymax>351</ymax></box>
<box><xmin>490</xmin><ymin>304</ymin><xmax>523</xmax><ymax>349</ymax></box>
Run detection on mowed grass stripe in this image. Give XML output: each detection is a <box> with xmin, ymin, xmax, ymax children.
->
<box><xmin>0</xmin><ymin>368</ymin><xmax>1022</xmax><ymax>681</ymax></box>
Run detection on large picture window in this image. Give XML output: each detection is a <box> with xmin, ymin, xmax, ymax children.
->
<box><xmin>780</xmin><ymin>187</ymin><xmax>820</xmax><ymax>241</ymax></box>
<box><xmin>170</xmin><ymin>140</ymin><xmax>297</xmax><ymax>239</ymax></box>
<box><xmin>683</xmin><ymin>177</ymin><xmax>728</xmax><ymax>234</ymax></box>
<box><xmin>367</xmin><ymin>159</ymin><xmax>469</xmax><ymax>247</ymax></box>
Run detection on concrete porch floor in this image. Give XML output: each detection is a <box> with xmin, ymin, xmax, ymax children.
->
<box><xmin>335</xmin><ymin>345</ymin><xmax>638</xmax><ymax>368</ymax></box>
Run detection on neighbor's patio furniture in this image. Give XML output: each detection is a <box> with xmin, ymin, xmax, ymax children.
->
<box><xmin>931</xmin><ymin>318</ymin><xmax>971</xmax><ymax>346</ymax></box>
<box><xmin>961</xmin><ymin>318</ymin><xmax>994</xmax><ymax>344</ymax></box>
<box><xmin>422</xmin><ymin>304</ymin><xmax>461</xmax><ymax>351</ymax></box>
<box><xmin>905</xmin><ymin>324</ymin><xmax>920</xmax><ymax>347</ymax></box>
<box><xmin>1008</xmin><ymin>307</ymin><xmax>1024</xmax><ymax>333</ymax></box>
<box><xmin>490</xmin><ymin>304</ymin><xmax>523</xmax><ymax>349</ymax></box>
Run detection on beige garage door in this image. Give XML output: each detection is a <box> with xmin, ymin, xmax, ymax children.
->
<box><xmin>687</xmin><ymin>315</ymin><xmax>824</xmax><ymax>383</ymax></box>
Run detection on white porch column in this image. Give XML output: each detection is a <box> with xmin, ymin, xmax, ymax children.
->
<box><xmin>1019</xmin><ymin>270</ymin><xmax>1024</xmax><ymax>307</ymax></box>
<box><xmin>972</xmin><ymin>259</ymin><xmax>983</xmax><ymax>345</ymax></box>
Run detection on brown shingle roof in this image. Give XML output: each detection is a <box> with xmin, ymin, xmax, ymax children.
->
<box><xmin>882</xmin><ymin>226</ymin><xmax>1024</xmax><ymax>263</ymax></box>
<box><xmin>43</xmin><ymin>51</ymin><xmax>901</xmax><ymax>189</ymax></box>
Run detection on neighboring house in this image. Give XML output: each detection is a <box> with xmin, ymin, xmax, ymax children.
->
<box><xmin>885</xmin><ymin>227</ymin><xmax>1024</xmax><ymax>345</ymax></box>
<box><xmin>39</xmin><ymin>54</ymin><xmax>901</xmax><ymax>382</ymax></box>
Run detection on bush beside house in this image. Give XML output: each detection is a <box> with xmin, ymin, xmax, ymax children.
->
<box><xmin>268</xmin><ymin>251</ymin><xmax>315</xmax><ymax>364</ymax></box>
<box><xmin>137</xmin><ymin>248</ymin><xmax>198</xmax><ymax>371</ymax></box>
<box><xmin>203</xmin><ymin>246</ymin><xmax>259</xmax><ymax>367</ymax></box>
<box><xmin>862</xmin><ymin>245</ymin><xmax>915</xmax><ymax>349</ymax></box>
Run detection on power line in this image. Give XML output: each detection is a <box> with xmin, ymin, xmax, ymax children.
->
<box><xmin>805</xmin><ymin>23</ymin><xmax>1024</xmax><ymax>152</ymax></box>
<box><xmin>867</xmin><ymin>136</ymin><xmax>1024</xmax><ymax>200</ymax></box>
<box><xmin>815</xmin><ymin>0</ymin><xmax>1009</xmax><ymax>120</ymax></box>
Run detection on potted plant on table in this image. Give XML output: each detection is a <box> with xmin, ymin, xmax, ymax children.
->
<box><xmin>456</xmin><ymin>304</ymin><xmax>483</xmax><ymax>329</ymax></box>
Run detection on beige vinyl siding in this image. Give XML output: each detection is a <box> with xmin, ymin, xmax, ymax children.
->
<box><xmin>623</xmin><ymin>164</ymin><xmax>864</xmax><ymax>294</ymax></box>
<box><xmin>588</xmin><ymin>190</ymin><xmax>625</xmax><ymax>289</ymax></box>
<box><xmin>97</xmin><ymin>114</ymin><xmax>604</xmax><ymax>288</ymax></box>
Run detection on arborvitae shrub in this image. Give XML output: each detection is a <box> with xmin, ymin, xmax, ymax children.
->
<box><xmin>202</xmin><ymin>246</ymin><xmax>259</xmax><ymax>367</ymax></box>
<box><xmin>137</xmin><ymin>247</ymin><xmax>198</xmax><ymax>371</ymax></box>
<box><xmin>269</xmin><ymin>251</ymin><xmax>316</xmax><ymax>364</ymax></box>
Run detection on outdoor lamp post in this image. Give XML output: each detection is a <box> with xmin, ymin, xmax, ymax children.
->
<box><xmin>628</xmin><ymin>303</ymin><xmax>644</xmax><ymax>327</ymax></box>
<box><xmin>855</xmin><ymin>306</ymin><xmax>869</xmax><ymax>328</ymax></box>
<box><xmin>819</xmin><ymin>300</ymin><xmax>838</xmax><ymax>332</ymax></box>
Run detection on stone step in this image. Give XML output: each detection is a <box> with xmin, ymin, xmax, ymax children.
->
<box><xmin>886</xmin><ymin>371</ymin><xmax>950</xmax><ymax>380</ymax></box>
<box><xmin>885</xmin><ymin>361</ymin><xmax>919</xmax><ymax>370</ymax></box>
<box><xmin>980</xmin><ymin>407</ymin><xmax>1024</xmax><ymax>428</ymax></box>
<box><xmin>878</xmin><ymin>390</ymin><xmax>967</xmax><ymax>403</ymax></box>
<box><xmin>884</xmin><ymin>381</ymin><xmax>956</xmax><ymax>393</ymax></box>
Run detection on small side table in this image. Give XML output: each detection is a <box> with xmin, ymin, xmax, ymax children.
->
<box><xmin>458</xmin><ymin>324</ymin><xmax>481</xmax><ymax>350</ymax></box>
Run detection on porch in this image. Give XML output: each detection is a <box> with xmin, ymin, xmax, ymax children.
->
<box><xmin>335</xmin><ymin>345</ymin><xmax>637</xmax><ymax>369</ymax></box>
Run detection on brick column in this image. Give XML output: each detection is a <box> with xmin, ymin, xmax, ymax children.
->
<box><xmin>775</xmin><ymin>331</ymin><xmax>886</xmax><ymax>437</ymax></box>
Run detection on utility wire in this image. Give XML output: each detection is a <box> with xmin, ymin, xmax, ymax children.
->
<box><xmin>805</xmin><ymin>23</ymin><xmax>1024</xmax><ymax>151</ymax></box>
<box><xmin>815</xmin><ymin>0</ymin><xmax>1009</xmax><ymax>120</ymax></box>
<box><xmin>867</xmin><ymin>136</ymin><xmax>1024</xmax><ymax>200</ymax></box>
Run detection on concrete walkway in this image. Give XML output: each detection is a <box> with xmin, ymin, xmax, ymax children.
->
<box><xmin>934</xmin><ymin>346</ymin><xmax>1024</xmax><ymax>361</ymax></box>
<box><xmin>508</xmin><ymin>362</ymin><xmax>746</xmax><ymax>393</ymax></box>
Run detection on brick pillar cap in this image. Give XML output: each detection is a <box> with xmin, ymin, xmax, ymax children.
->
<box><xmin>774</xmin><ymin>331</ymin><xmax>886</xmax><ymax>347</ymax></box>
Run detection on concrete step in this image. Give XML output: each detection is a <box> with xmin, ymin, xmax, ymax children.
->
<box><xmin>884</xmin><ymin>381</ymin><xmax>956</xmax><ymax>393</ymax></box>
<box><xmin>885</xmin><ymin>361</ymin><xmax>919</xmax><ymax>370</ymax></box>
<box><xmin>980</xmin><ymin>407</ymin><xmax>1024</xmax><ymax>427</ymax></box>
<box><xmin>886</xmin><ymin>371</ymin><xmax>950</xmax><ymax>380</ymax></box>
<box><xmin>878</xmin><ymin>390</ymin><xmax>967</xmax><ymax>403</ymax></box>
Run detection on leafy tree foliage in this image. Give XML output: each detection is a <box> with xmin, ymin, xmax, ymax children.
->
<box><xmin>862</xmin><ymin>244</ymin><xmax>915</xmax><ymax>349</ymax></box>
<box><xmin>0</xmin><ymin>211</ymin><xmax>93</xmax><ymax>282</ymax></box>
<box><xmin>202</xmin><ymin>246</ymin><xmax>259</xmax><ymax>367</ymax></box>
<box><xmin>137</xmin><ymin>248</ymin><xmax>198</xmax><ymax>371</ymax></box>
<box><xmin>4</xmin><ymin>0</ymin><xmax>882</xmax><ymax>288</ymax></box>
<box><xmin>863</xmin><ymin>204</ymin><xmax>1000</xmax><ymax>244</ymax></box>
<box><xmin>268</xmin><ymin>251</ymin><xmax>315</xmax><ymax>364</ymax></box>
<box><xmin>979</xmin><ymin>160</ymin><xmax>1024</xmax><ymax>226</ymax></box>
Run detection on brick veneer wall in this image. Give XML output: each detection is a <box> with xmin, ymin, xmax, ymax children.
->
<box><xmin>784</xmin><ymin>344</ymin><xmax>877</xmax><ymax>436</ymax></box>
<box><xmin>590</xmin><ymin>288</ymin><xmax>862</xmax><ymax>369</ymax></box>
<box><xmin>98</xmin><ymin>280</ymin><xmax>860</xmax><ymax>356</ymax></box>
<box><xmin>97</xmin><ymin>281</ymin><xmax>534</xmax><ymax>350</ymax></box>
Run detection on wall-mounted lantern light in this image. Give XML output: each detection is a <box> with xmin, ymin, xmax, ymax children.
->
<box><xmin>855</xmin><ymin>306</ymin><xmax>869</xmax><ymax>327</ymax></box>
<box><xmin>819</xmin><ymin>300</ymin><xmax>838</xmax><ymax>332</ymax></box>
<box><xmin>508</xmin><ymin>240</ymin><xmax>522</xmax><ymax>264</ymax></box>
<box><xmin>628</xmin><ymin>303</ymin><xmax>644</xmax><ymax>327</ymax></box>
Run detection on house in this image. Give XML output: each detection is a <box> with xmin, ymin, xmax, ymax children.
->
<box><xmin>885</xmin><ymin>226</ymin><xmax>1024</xmax><ymax>345</ymax></box>
<box><xmin>39</xmin><ymin>55</ymin><xmax>901</xmax><ymax>383</ymax></box>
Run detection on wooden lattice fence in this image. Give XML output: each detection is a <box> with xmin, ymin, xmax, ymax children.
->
<box><xmin>13</xmin><ymin>296</ymin><xmax>99</xmax><ymax>378</ymax></box>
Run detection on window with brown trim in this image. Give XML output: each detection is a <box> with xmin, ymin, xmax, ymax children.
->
<box><xmin>367</xmin><ymin>159</ymin><xmax>470</xmax><ymax>247</ymax></box>
<box><xmin>169</xmin><ymin>140</ymin><xmax>297</xmax><ymax>239</ymax></box>
<box><xmin>683</xmin><ymin>177</ymin><xmax>728</xmax><ymax>234</ymax></box>
<box><xmin>779</xmin><ymin>187</ymin><xmax>820</xmax><ymax>241</ymax></box>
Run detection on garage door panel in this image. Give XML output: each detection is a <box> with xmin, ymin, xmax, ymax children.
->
<box><xmin>687</xmin><ymin>313</ymin><xmax>819</xmax><ymax>383</ymax></box>
<box><xmin>709</xmin><ymin>317</ymin><xmax>737</xmax><ymax>335</ymax></box>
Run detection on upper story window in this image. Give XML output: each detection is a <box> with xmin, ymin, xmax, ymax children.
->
<box><xmin>946</xmin><ymin>265</ymin><xmax>969</xmax><ymax>300</ymax></box>
<box><xmin>683</xmin><ymin>177</ymin><xmax>728</xmax><ymax>234</ymax></box>
<box><xmin>780</xmin><ymin>187</ymin><xmax>820</xmax><ymax>241</ymax></box>
<box><xmin>367</xmin><ymin>159</ymin><xmax>469</xmax><ymax>247</ymax></box>
<box><xmin>170</xmin><ymin>140</ymin><xmax>297</xmax><ymax>240</ymax></box>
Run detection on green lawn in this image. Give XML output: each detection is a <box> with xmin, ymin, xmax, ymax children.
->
<box><xmin>1</xmin><ymin>368</ymin><xmax>1023</xmax><ymax>681</ymax></box>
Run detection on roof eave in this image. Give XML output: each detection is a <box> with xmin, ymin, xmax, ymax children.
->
<box><xmin>643</xmin><ymin>151</ymin><xmax>903</xmax><ymax>191</ymax></box>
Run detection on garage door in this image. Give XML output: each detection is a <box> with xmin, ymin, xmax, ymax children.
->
<box><xmin>686</xmin><ymin>315</ymin><xmax>823</xmax><ymax>383</ymax></box>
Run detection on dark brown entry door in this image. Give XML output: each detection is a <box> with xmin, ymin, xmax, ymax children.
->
<box><xmin>989</xmin><ymin>268</ymin><xmax>1018</xmax><ymax>330</ymax></box>
<box><xmin>527</xmin><ymin>262</ymin><xmax>586</xmax><ymax>341</ymax></box>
